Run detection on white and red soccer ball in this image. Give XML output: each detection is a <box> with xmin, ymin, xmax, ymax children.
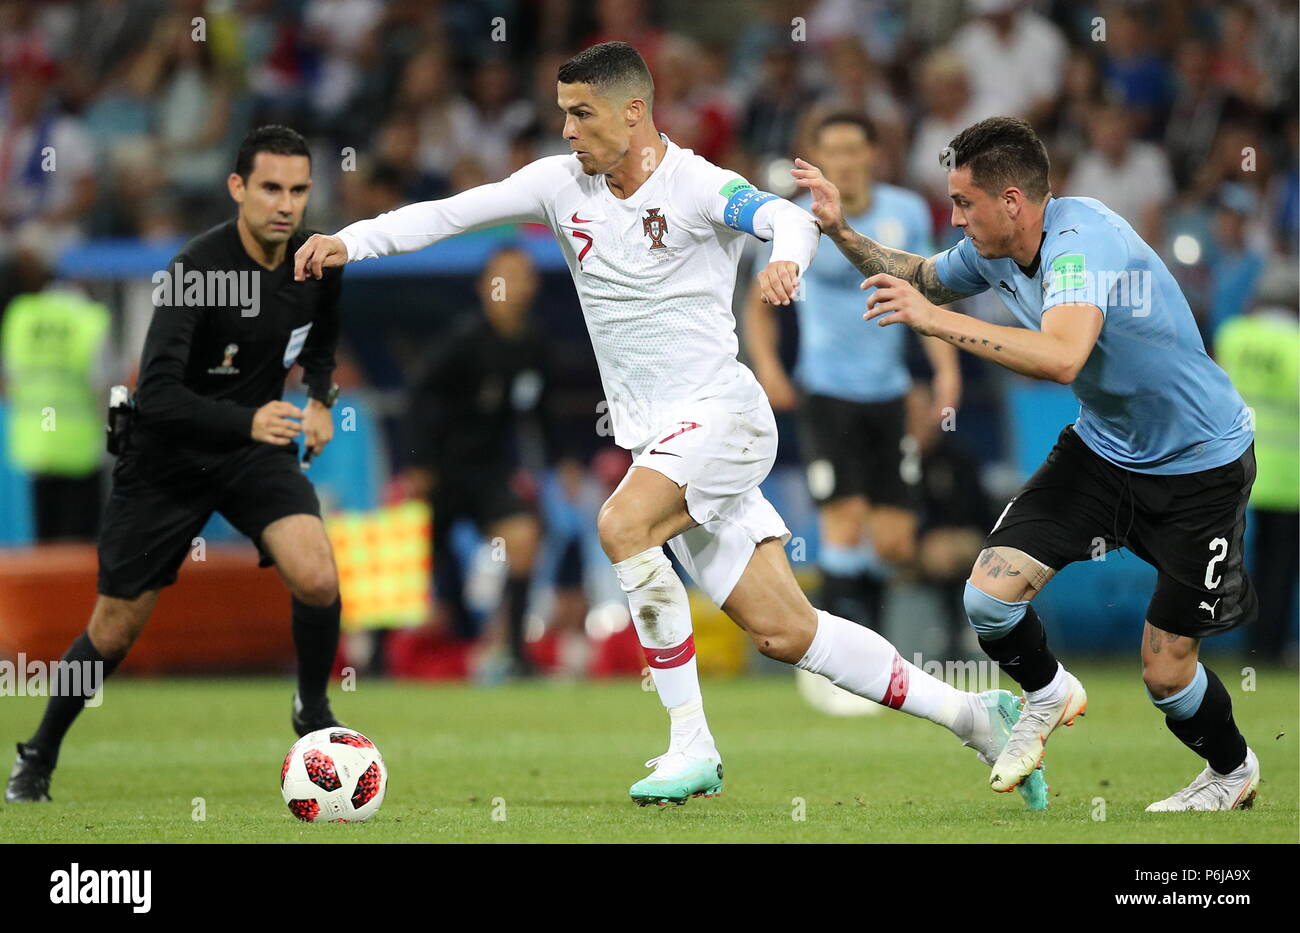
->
<box><xmin>281</xmin><ymin>727</ymin><xmax>387</xmax><ymax>823</ymax></box>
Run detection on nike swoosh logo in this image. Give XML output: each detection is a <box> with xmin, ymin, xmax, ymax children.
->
<box><xmin>648</xmin><ymin>449</ymin><xmax>681</xmax><ymax>457</ymax></box>
<box><xmin>654</xmin><ymin>646</ymin><xmax>690</xmax><ymax>664</ymax></box>
<box><xmin>1059</xmin><ymin>225</ymin><xmax>1080</xmax><ymax>236</ymax></box>
<box><xmin>570</xmin><ymin>212</ymin><xmax>594</xmax><ymax>224</ymax></box>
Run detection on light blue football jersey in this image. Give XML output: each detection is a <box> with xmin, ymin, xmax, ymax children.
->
<box><xmin>934</xmin><ymin>196</ymin><xmax>1253</xmax><ymax>474</ymax></box>
<box><xmin>791</xmin><ymin>184</ymin><xmax>934</xmax><ymax>402</ymax></box>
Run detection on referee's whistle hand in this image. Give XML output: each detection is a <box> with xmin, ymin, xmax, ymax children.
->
<box><xmin>293</xmin><ymin>234</ymin><xmax>347</xmax><ymax>281</ymax></box>
<box><xmin>252</xmin><ymin>400</ymin><xmax>305</xmax><ymax>445</ymax></box>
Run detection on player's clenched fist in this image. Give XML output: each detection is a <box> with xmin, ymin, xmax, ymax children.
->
<box><xmin>758</xmin><ymin>260</ymin><xmax>802</xmax><ymax>306</ymax></box>
<box><xmin>251</xmin><ymin>400</ymin><xmax>304</xmax><ymax>444</ymax></box>
<box><xmin>790</xmin><ymin>158</ymin><xmax>846</xmax><ymax>239</ymax></box>
<box><xmin>293</xmin><ymin>233</ymin><xmax>347</xmax><ymax>281</ymax></box>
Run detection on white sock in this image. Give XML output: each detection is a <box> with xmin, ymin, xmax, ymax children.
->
<box><xmin>668</xmin><ymin>697</ymin><xmax>715</xmax><ymax>754</ymax></box>
<box><xmin>1025</xmin><ymin>663</ymin><xmax>1066</xmax><ymax>705</ymax></box>
<box><xmin>797</xmin><ymin>609</ymin><xmax>973</xmax><ymax>735</ymax></box>
<box><xmin>613</xmin><ymin>546</ymin><xmax>714</xmax><ymax>746</ymax></box>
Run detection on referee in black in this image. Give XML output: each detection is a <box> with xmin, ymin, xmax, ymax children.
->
<box><xmin>7</xmin><ymin>126</ymin><xmax>346</xmax><ymax>803</ymax></box>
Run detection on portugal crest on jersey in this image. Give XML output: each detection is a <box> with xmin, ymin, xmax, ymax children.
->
<box><xmin>642</xmin><ymin>208</ymin><xmax>668</xmax><ymax>249</ymax></box>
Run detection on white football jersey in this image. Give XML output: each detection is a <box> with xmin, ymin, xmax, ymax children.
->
<box><xmin>337</xmin><ymin>135</ymin><xmax>820</xmax><ymax>449</ymax></box>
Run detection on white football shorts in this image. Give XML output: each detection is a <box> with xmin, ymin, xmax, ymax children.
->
<box><xmin>628</xmin><ymin>398</ymin><xmax>791</xmax><ymax>606</ymax></box>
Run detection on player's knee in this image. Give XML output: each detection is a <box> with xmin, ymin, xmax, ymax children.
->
<box><xmin>596</xmin><ymin>502</ymin><xmax>648</xmax><ymax>560</ymax></box>
<box><xmin>292</xmin><ymin>567</ymin><xmax>339</xmax><ymax>607</ymax></box>
<box><xmin>87</xmin><ymin>603</ymin><xmax>148</xmax><ymax>660</ymax></box>
<box><xmin>1142</xmin><ymin>660</ymin><xmax>1200</xmax><ymax>702</ymax></box>
<box><xmin>962</xmin><ymin>581</ymin><xmax>1027</xmax><ymax>640</ymax></box>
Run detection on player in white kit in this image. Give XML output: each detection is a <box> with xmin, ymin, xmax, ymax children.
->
<box><xmin>294</xmin><ymin>42</ymin><xmax>1047</xmax><ymax>809</ymax></box>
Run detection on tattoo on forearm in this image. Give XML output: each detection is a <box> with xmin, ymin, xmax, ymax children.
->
<box><xmin>941</xmin><ymin>333</ymin><xmax>1002</xmax><ymax>352</ymax></box>
<box><xmin>831</xmin><ymin>231</ymin><xmax>974</xmax><ymax>305</ymax></box>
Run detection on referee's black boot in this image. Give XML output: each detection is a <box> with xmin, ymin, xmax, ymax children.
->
<box><xmin>291</xmin><ymin>692</ymin><xmax>343</xmax><ymax>737</ymax></box>
<box><xmin>5</xmin><ymin>742</ymin><xmax>53</xmax><ymax>803</ymax></box>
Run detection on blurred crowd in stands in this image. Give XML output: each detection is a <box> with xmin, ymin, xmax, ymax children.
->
<box><xmin>2</xmin><ymin>0</ymin><xmax>1296</xmax><ymax>339</ymax></box>
<box><xmin>1</xmin><ymin>0</ymin><xmax>1296</xmax><ymax>668</ymax></box>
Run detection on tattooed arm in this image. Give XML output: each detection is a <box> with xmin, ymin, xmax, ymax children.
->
<box><xmin>827</xmin><ymin>229</ymin><xmax>975</xmax><ymax>306</ymax></box>
<box><xmin>790</xmin><ymin>157</ymin><xmax>974</xmax><ymax>305</ymax></box>
<box><xmin>789</xmin><ymin>158</ymin><xmax>1102</xmax><ymax>384</ymax></box>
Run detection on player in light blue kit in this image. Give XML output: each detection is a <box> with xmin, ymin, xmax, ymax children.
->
<box><xmin>746</xmin><ymin>112</ymin><xmax>961</xmax><ymax>634</ymax></box>
<box><xmin>796</xmin><ymin>116</ymin><xmax>1261</xmax><ymax>812</ymax></box>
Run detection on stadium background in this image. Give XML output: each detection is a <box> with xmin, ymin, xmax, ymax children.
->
<box><xmin>0</xmin><ymin>0</ymin><xmax>1296</xmax><ymax>679</ymax></box>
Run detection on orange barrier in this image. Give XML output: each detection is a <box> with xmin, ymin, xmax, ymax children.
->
<box><xmin>0</xmin><ymin>544</ymin><xmax>294</xmax><ymax>673</ymax></box>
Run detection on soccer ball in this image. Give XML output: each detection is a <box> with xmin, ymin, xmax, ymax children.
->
<box><xmin>281</xmin><ymin>727</ymin><xmax>387</xmax><ymax>822</ymax></box>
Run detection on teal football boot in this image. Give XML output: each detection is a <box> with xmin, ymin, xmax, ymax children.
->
<box><xmin>970</xmin><ymin>689</ymin><xmax>1049</xmax><ymax>810</ymax></box>
<box><xmin>629</xmin><ymin>749</ymin><xmax>724</xmax><ymax>806</ymax></box>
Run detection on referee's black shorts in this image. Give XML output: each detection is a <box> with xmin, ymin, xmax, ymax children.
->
<box><xmin>97</xmin><ymin>442</ymin><xmax>321</xmax><ymax>599</ymax></box>
<box><xmin>984</xmin><ymin>424</ymin><xmax>1257</xmax><ymax>639</ymax></box>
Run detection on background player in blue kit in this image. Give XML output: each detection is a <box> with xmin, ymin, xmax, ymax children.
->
<box><xmin>796</xmin><ymin>116</ymin><xmax>1261</xmax><ymax>812</ymax></box>
<box><xmin>745</xmin><ymin>113</ymin><xmax>961</xmax><ymax>634</ymax></box>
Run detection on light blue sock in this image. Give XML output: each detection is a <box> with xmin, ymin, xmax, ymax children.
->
<box><xmin>962</xmin><ymin>581</ymin><xmax>1028</xmax><ymax>641</ymax></box>
<box><xmin>1148</xmin><ymin>663</ymin><xmax>1208</xmax><ymax>720</ymax></box>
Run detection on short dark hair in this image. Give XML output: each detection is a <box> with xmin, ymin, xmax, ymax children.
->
<box><xmin>814</xmin><ymin>111</ymin><xmax>876</xmax><ymax>145</ymax></box>
<box><xmin>557</xmin><ymin>41</ymin><xmax>654</xmax><ymax>108</ymax></box>
<box><xmin>235</xmin><ymin>125</ymin><xmax>311</xmax><ymax>180</ymax></box>
<box><xmin>947</xmin><ymin>116</ymin><xmax>1050</xmax><ymax>201</ymax></box>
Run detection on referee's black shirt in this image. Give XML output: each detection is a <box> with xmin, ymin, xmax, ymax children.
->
<box><xmin>133</xmin><ymin>219</ymin><xmax>341</xmax><ymax>457</ymax></box>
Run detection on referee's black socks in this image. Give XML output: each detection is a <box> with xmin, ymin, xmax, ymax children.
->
<box><xmin>292</xmin><ymin>596</ymin><xmax>341</xmax><ymax>708</ymax></box>
<box><xmin>977</xmin><ymin>604</ymin><xmax>1060</xmax><ymax>693</ymax></box>
<box><xmin>28</xmin><ymin>631</ymin><xmax>121</xmax><ymax>766</ymax></box>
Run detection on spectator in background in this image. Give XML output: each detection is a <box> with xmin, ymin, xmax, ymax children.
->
<box><xmin>302</xmin><ymin>0</ymin><xmax>385</xmax><ymax>133</ymax></box>
<box><xmin>401</xmin><ymin>45</ymin><xmax>474</xmax><ymax>196</ymax></box>
<box><xmin>405</xmin><ymin>245</ymin><xmax>560</xmax><ymax>679</ymax></box>
<box><xmin>1212</xmin><ymin>2</ymin><xmax>1276</xmax><ymax>111</ymax></box>
<box><xmin>453</xmin><ymin>58</ymin><xmax>536</xmax><ymax>183</ymax></box>
<box><xmin>583</xmin><ymin>0</ymin><xmax>665</xmax><ymax>74</ymax></box>
<box><xmin>1204</xmin><ymin>183</ymin><xmax>1268</xmax><ymax>344</ymax></box>
<box><xmin>1042</xmin><ymin>49</ymin><xmax>1101</xmax><ymax>159</ymax></box>
<box><xmin>0</xmin><ymin>50</ymin><xmax>97</xmax><ymax>308</ymax></box>
<box><xmin>651</xmin><ymin>37</ymin><xmax>736</xmax><ymax>166</ymax></box>
<box><xmin>812</xmin><ymin>39</ymin><xmax>905</xmax><ymax>180</ymax></box>
<box><xmin>134</xmin><ymin>12</ymin><xmax>236</xmax><ymax>227</ymax></box>
<box><xmin>806</xmin><ymin>0</ymin><xmax>907</xmax><ymax>68</ymax></box>
<box><xmin>907</xmin><ymin>47</ymin><xmax>987</xmax><ymax>219</ymax></box>
<box><xmin>1165</xmin><ymin>38</ymin><xmax>1231</xmax><ymax>190</ymax></box>
<box><xmin>1097</xmin><ymin>4</ymin><xmax>1172</xmax><ymax>139</ymax></box>
<box><xmin>951</xmin><ymin>0</ymin><xmax>1067</xmax><ymax>127</ymax></box>
<box><xmin>1188</xmin><ymin>117</ymin><xmax>1271</xmax><ymax>205</ymax></box>
<box><xmin>371</xmin><ymin>110</ymin><xmax>445</xmax><ymax>203</ymax></box>
<box><xmin>738</xmin><ymin>45</ymin><xmax>821</xmax><ymax>164</ymax></box>
<box><xmin>1267</xmin><ymin>116</ymin><xmax>1298</xmax><ymax>256</ymax></box>
<box><xmin>0</xmin><ymin>230</ymin><xmax>112</xmax><ymax>541</ymax></box>
<box><xmin>515</xmin><ymin>49</ymin><xmax>575</xmax><ymax>164</ymax></box>
<box><xmin>63</xmin><ymin>0</ymin><xmax>161</xmax><ymax>97</ymax></box>
<box><xmin>1066</xmin><ymin>100</ymin><xmax>1173</xmax><ymax>246</ymax></box>
<box><xmin>1214</xmin><ymin>261</ymin><xmax>1300</xmax><ymax>663</ymax></box>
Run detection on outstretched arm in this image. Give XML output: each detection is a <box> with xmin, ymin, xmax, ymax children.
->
<box><xmin>790</xmin><ymin>157</ymin><xmax>973</xmax><ymax>306</ymax></box>
<box><xmin>295</xmin><ymin>162</ymin><xmax>551</xmax><ymax>280</ymax></box>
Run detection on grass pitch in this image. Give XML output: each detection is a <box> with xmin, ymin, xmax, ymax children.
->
<box><xmin>0</xmin><ymin>662</ymin><xmax>1295</xmax><ymax>843</ymax></box>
